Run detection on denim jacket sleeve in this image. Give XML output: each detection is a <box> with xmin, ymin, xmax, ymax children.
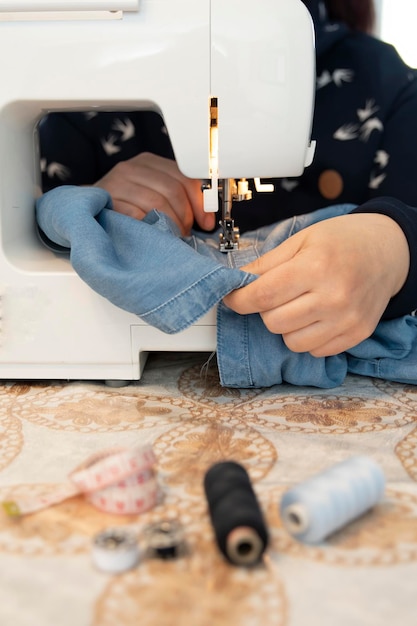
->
<box><xmin>35</xmin><ymin>186</ymin><xmax>256</xmax><ymax>334</ymax></box>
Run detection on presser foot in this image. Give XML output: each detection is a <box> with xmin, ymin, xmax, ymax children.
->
<box><xmin>219</xmin><ymin>218</ymin><xmax>240</xmax><ymax>252</ymax></box>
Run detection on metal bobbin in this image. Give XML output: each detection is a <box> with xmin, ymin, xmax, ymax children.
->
<box><xmin>92</xmin><ymin>527</ymin><xmax>140</xmax><ymax>573</ymax></box>
<box><xmin>143</xmin><ymin>520</ymin><xmax>186</xmax><ymax>559</ymax></box>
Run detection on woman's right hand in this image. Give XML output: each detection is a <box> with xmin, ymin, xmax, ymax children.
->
<box><xmin>94</xmin><ymin>152</ymin><xmax>215</xmax><ymax>235</ymax></box>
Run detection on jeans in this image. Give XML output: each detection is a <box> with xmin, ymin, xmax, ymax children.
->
<box><xmin>36</xmin><ymin>186</ymin><xmax>417</xmax><ymax>388</ymax></box>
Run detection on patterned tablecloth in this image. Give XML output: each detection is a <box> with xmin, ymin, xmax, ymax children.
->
<box><xmin>0</xmin><ymin>351</ymin><xmax>417</xmax><ymax>626</ymax></box>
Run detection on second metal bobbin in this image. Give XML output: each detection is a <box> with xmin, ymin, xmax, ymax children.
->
<box><xmin>143</xmin><ymin>520</ymin><xmax>187</xmax><ymax>560</ymax></box>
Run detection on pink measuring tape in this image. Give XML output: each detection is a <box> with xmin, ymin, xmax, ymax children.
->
<box><xmin>2</xmin><ymin>445</ymin><xmax>158</xmax><ymax>517</ymax></box>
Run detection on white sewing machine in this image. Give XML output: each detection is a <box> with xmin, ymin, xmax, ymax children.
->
<box><xmin>0</xmin><ymin>0</ymin><xmax>315</xmax><ymax>382</ymax></box>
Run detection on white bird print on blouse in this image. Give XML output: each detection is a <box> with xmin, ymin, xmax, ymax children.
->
<box><xmin>357</xmin><ymin>99</ymin><xmax>379</xmax><ymax>122</ymax></box>
<box><xmin>281</xmin><ymin>178</ymin><xmax>299</xmax><ymax>192</ymax></box>
<box><xmin>334</xmin><ymin>99</ymin><xmax>384</xmax><ymax>143</ymax></box>
<box><xmin>101</xmin><ymin>134</ymin><xmax>122</xmax><ymax>156</ymax></box>
<box><xmin>369</xmin><ymin>172</ymin><xmax>386</xmax><ymax>189</ymax></box>
<box><xmin>332</xmin><ymin>68</ymin><xmax>354</xmax><ymax>87</ymax></box>
<box><xmin>316</xmin><ymin>68</ymin><xmax>354</xmax><ymax>89</ymax></box>
<box><xmin>333</xmin><ymin>123</ymin><xmax>360</xmax><ymax>141</ymax></box>
<box><xmin>111</xmin><ymin>118</ymin><xmax>135</xmax><ymax>142</ymax></box>
<box><xmin>360</xmin><ymin>117</ymin><xmax>384</xmax><ymax>141</ymax></box>
<box><xmin>40</xmin><ymin>158</ymin><xmax>71</xmax><ymax>181</ymax></box>
<box><xmin>101</xmin><ymin>117</ymin><xmax>136</xmax><ymax>155</ymax></box>
<box><xmin>374</xmin><ymin>150</ymin><xmax>389</xmax><ymax>168</ymax></box>
<box><xmin>316</xmin><ymin>70</ymin><xmax>332</xmax><ymax>89</ymax></box>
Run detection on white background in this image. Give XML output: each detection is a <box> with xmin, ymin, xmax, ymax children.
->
<box><xmin>378</xmin><ymin>0</ymin><xmax>417</xmax><ymax>67</ymax></box>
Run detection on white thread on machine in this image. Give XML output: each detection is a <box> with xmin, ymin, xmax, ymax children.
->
<box><xmin>279</xmin><ymin>456</ymin><xmax>386</xmax><ymax>544</ymax></box>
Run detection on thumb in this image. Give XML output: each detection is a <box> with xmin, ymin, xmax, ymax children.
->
<box><xmin>240</xmin><ymin>231</ymin><xmax>303</xmax><ymax>275</ymax></box>
<box><xmin>195</xmin><ymin>209</ymin><xmax>216</xmax><ymax>232</ymax></box>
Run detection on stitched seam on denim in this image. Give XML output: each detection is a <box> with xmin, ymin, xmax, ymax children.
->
<box><xmin>141</xmin><ymin>280</ymin><xmax>249</xmax><ymax>334</ymax></box>
<box><xmin>216</xmin><ymin>305</ymin><xmax>225</xmax><ymax>384</ymax></box>
<box><xmin>243</xmin><ymin>314</ymin><xmax>254</xmax><ymax>386</ymax></box>
<box><xmin>141</xmin><ymin>305</ymin><xmax>222</xmax><ymax>334</ymax></box>
<box><xmin>188</xmin><ymin>234</ymin><xmax>198</xmax><ymax>251</ymax></box>
<box><xmin>216</xmin><ymin>305</ymin><xmax>253</xmax><ymax>387</ymax></box>
<box><xmin>352</xmin><ymin>348</ymin><xmax>414</xmax><ymax>357</ymax></box>
<box><xmin>140</xmin><ymin>267</ymin><xmax>235</xmax><ymax>316</ymax></box>
<box><xmin>140</xmin><ymin>270</ymin><xmax>255</xmax><ymax>334</ymax></box>
<box><xmin>141</xmin><ymin>309</ymin><xmax>211</xmax><ymax>335</ymax></box>
<box><xmin>287</xmin><ymin>215</ymin><xmax>298</xmax><ymax>238</ymax></box>
<box><xmin>374</xmin><ymin>358</ymin><xmax>417</xmax><ymax>377</ymax></box>
<box><xmin>253</xmin><ymin>228</ymin><xmax>261</xmax><ymax>260</ymax></box>
<box><xmin>227</xmin><ymin>251</ymin><xmax>236</xmax><ymax>269</ymax></box>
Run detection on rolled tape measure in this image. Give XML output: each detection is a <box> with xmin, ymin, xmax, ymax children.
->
<box><xmin>2</xmin><ymin>445</ymin><xmax>158</xmax><ymax>517</ymax></box>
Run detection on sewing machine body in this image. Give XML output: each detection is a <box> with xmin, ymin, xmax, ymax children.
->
<box><xmin>0</xmin><ymin>0</ymin><xmax>314</xmax><ymax>381</ymax></box>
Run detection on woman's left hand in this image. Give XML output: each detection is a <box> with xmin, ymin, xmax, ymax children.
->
<box><xmin>223</xmin><ymin>213</ymin><xmax>410</xmax><ymax>357</ymax></box>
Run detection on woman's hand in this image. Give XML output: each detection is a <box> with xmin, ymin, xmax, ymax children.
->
<box><xmin>94</xmin><ymin>152</ymin><xmax>215</xmax><ymax>235</ymax></box>
<box><xmin>223</xmin><ymin>213</ymin><xmax>410</xmax><ymax>357</ymax></box>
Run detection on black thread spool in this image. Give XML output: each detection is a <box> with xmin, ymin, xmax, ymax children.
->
<box><xmin>203</xmin><ymin>461</ymin><xmax>269</xmax><ymax>566</ymax></box>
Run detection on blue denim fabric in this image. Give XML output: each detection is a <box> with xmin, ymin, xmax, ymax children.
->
<box><xmin>36</xmin><ymin>186</ymin><xmax>255</xmax><ymax>333</ymax></box>
<box><xmin>36</xmin><ymin>186</ymin><xmax>417</xmax><ymax>389</ymax></box>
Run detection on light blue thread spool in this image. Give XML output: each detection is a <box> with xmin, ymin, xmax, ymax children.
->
<box><xmin>279</xmin><ymin>456</ymin><xmax>385</xmax><ymax>544</ymax></box>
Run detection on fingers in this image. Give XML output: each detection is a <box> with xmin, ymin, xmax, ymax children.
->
<box><xmin>223</xmin><ymin>214</ymin><xmax>402</xmax><ymax>358</ymax></box>
<box><xmin>146</xmin><ymin>154</ymin><xmax>215</xmax><ymax>232</ymax></box>
<box><xmin>238</xmin><ymin>232</ymin><xmax>304</xmax><ymax>276</ymax></box>
<box><xmin>259</xmin><ymin>292</ymin><xmax>320</xmax><ymax>335</ymax></box>
<box><xmin>223</xmin><ymin>246</ymin><xmax>311</xmax><ymax>316</ymax></box>
<box><xmin>107</xmin><ymin>156</ymin><xmax>195</xmax><ymax>234</ymax></box>
<box><xmin>278</xmin><ymin>313</ymin><xmax>376</xmax><ymax>357</ymax></box>
<box><xmin>225</xmin><ymin>258</ymin><xmax>380</xmax><ymax>356</ymax></box>
<box><xmin>109</xmin><ymin>197</ymin><xmax>146</xmax><ymax>221</ymax></box>
<box><xmin>282</xmin><ymin>324</ymin><xmax>351</xmax><ymax>357</ymax></box>
<box><xmin>94</xmin><ymin>152</ymin><xmax>215</xmax><ymax>235</ymax></box>
<box><xmin>124</xmin><ymin>153</ymin><xmax>215</xmax><ymax>232</ymax></box>
<box><xmin>223</xmin><ymin>272</ymin><xmax>302</xmax><ymax>316</ymax></box>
